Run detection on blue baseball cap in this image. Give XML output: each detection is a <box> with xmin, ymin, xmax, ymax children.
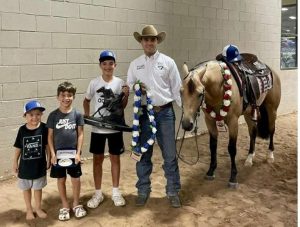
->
<box><xmin>222</xmin><ymin>44</ymin><xmax>243</xmax><ymax>63</ymax></box>
<box><xmin>99</xmin><ymin>50</ymin><xmax>116</xmax><ymax>63</ymax></box>
<box><xmin>24</xmin><ymin>100</ymin><xmax>45</xmax><ymax>114</ymax></box>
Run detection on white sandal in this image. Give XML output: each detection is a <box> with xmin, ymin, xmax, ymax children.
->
<box><xmin>73</xmin><ymin>205</ymin><xmax>87</xmax><ymax>218</ymax></box>
<box><xmin>58</xmin><ymin>208</ymin><xmax>70</xmax><ymax>221</ymax></box>
<box><xmin>112</xmin><ymin>194</ymin><xmax>126</xmax><ymax>207</ymax></box>
<box><xmin>87</xmin><ymin>194</ymin><xmax>104</xmax><ymax>209</ymax></box>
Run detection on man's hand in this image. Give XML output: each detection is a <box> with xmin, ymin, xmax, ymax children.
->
<box><xmin>140</xmin><ymin>83</ymin><xmax>147</xmax><ymax>95</ymax></box>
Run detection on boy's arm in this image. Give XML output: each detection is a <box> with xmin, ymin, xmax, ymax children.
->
<box><xmin>13</xmin><ymin>148</ymin><xmax>21</xmax><ymax>175</ymax></box>
<box><xmin>46</xmin><ymin>145</ymin><xmax>51</xmax><ymax>169</ymax></box>
<box><xmin>75</xmin><ymin>125</ymin><xmax>84</xmax><ymax>164</ymax></box>
<box><xmin>83</xmin><ymin>98</ymin><xmax>91</xmax><ymax>117</ymax></box>
<box><xmin>121</xmin><ymin>84</ymin><xmax>130</xmax><ymax>108</ymax></box>
<box><xmin>48</xmin><ymin>128</ymin><xmax>57</xmax><ymax>165</ymax></box>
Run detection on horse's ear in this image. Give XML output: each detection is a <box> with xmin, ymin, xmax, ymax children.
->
<box><xmin>197</xmin><ymin>67</ymin><xmax>207</xmax><ymax>84</ymax></box>
<box><xmin>187</xmin><ymin>78</ymin><xmax>196</xmax><ymax>94</ymax></box>
<box><xmin>182</xmin><ymin>63</ymin><xmax>189</xmax><ymax>77</ymax></box>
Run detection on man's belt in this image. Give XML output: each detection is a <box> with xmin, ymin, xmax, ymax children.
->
<box><xmin>153</xmin><ymin>102</ymin><xmax>173</xmax><ymax>112</ymax></box>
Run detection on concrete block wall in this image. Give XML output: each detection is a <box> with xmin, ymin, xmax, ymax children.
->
<box><xmin>0</xmin><ymin>0</ymin><xmax>297</xmax><ymax>179</ymax></box>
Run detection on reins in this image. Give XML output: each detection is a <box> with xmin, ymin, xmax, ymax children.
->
<box><xmin>176</xmin><ymin>111</ymin><xmax>201</xmax><ymax>165</ymax></box>
<box><xmin>176</xmin><ymin>62</ymin><xmax>207</xmax><ymax>165</ymax></box>
<box><xmin>176</xmin><ymin>95</ymin><xmax>204</xmax><ymax>165</ymax></box>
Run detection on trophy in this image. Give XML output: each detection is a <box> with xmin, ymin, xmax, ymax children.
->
<box><xmin>84</xmin><ymin>87</ymin><xmax>132</xmax><ymax>132</ymax></box>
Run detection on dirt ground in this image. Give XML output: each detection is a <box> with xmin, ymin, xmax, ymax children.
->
<box><xmin>0</xmin><ymin>112</ymin><xmax>297</xmax><ymax>227</ymax></box>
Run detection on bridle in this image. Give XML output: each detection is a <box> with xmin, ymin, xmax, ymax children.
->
<box><xmin>176</xmin><ymin>71</ymin><xmax>205</xmax><ymax>165</ymax></box>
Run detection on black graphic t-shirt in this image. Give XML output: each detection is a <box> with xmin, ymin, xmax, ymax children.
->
<box><xmin>14</xmin><ymin>122</ymin><xmax>48</xmax><ymax>179</ymax></box>
<box><xmin>46</xmin><ymin>108</ymin><xmax>84</xmax><ymax>151</ymax></box>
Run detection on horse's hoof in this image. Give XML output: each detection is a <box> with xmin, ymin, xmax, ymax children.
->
<box><xmin>244</xmin><ymin>160</ymin><xmax>253</xmax><ymax>167</ymax></box>
<box><xmin>267</xmin><ymin>157</ymin><xmax>274</xmax><ymax>164</ymax></box>
<box><xmin>205</xmin><ymin>175</ymin><xmax>215</xmax><ymax>180</ymax></box>
<box><xmin>228</xmin><ymin>182</ymin><xmax>239</xmax><ymax>189</ymax></box>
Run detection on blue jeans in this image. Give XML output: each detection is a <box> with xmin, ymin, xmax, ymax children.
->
<box><xmin>136</xmin><ymin>106</ymin><xmax>181</xmax><ymax>196</ymax></box>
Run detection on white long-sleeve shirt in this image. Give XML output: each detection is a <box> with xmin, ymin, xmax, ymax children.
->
<box><xmin>127</xmin><ymin>51</ymin><xmax>182</xmax><ymax>107</ymax></box>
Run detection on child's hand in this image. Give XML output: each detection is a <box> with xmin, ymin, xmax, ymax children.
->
<box><xmin>122</xmin><ymin>84</ymin><xmax>130</xmax><ymax>97</ymax></box>
<box><xmin>51</xmin><ymin>155</ymin><xmax>57</xmax><ymax>166</ymax></box>
<box><xmin>12</xmin><ymin>162</ymin><xmax>18</xmax><ymax>175</ymax></box>
<box><xmin>75</xmin><ymin>153</ymin><xmax>81</xmax><ymax>165</ymax></box>
<box><xmin>47</xmin><ymin>160</ymin><xmax>51</xmax><ymax>170</ymax></box>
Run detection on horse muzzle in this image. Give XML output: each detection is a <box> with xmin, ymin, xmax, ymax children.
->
<box><xmin>182</xmin><ymin>118</ymin><xmax>194</xmax><ymax>131</ymax></box>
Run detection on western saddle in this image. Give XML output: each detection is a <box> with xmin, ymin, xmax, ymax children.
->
<box><xmin>216</xmin><ymin>53</ymin><xmax>273</xmax><ymax>121</ymax></box>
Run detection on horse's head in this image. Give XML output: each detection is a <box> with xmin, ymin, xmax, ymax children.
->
<box><xmin>180</xmin><ymin>63</ymin><xmax>206</xmax><ymax>131</ymax></box>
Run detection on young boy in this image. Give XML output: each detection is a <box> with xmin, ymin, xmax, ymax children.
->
<box><xmin>13</xmin><ymin>100</ymin><xmax>50</xmax><ymax>220</ymax></box>
<box><xmin>83</xmin><ymin>50</ymin><xmax>129</xmax><ymax>208</ymax></box>
<box><xmin>47</xmin><ymin>81</ymin><xmax>87</xmax><ymax>221</ymax></box>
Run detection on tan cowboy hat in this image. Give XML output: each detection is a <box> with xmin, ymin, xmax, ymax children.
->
<box><xmin>133</xmin><ymin>25</ymin><xmax>166</xmax><ymax>44</ymax></box>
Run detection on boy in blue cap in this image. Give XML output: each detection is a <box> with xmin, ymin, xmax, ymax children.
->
<box><xmin>83</xmin><ymin>50</ymin><xmax>129</xmax><ymax>208</ymax></box>
<box><xmin>13</xmin><ymin>100</ymin><xmax>50</xmax><ymax>220</ymax></box>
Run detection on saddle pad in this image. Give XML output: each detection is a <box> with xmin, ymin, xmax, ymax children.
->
<box><xmin>248</xmin><ymin>72</ymin><xmax>273</xmax><ymax>100</ymax></box>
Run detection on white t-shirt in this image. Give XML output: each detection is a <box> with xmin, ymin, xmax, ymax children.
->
<box><xmin>85</xmin><ymin>75</ymin><xmax>125</xmax><ymax>134</ymax></box>
<box><xmin>127</xmin><ymin>51</ymin><xmax>182</xmax><ymax>107</ymax></box>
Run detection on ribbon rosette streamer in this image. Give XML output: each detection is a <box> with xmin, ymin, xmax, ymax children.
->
<box><xmin>131</xmin><ymin>82</ymin><xmax>157</xmax><ymax>154</ymax></box>
<box><xmin>203</xmin><ymin>62</ymin><xmax>232</xmax><ymax>121</ymax></box>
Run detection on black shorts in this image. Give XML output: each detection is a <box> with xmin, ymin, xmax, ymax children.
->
<box><xmin>89</xmin><ymin>132</ymin><xmax>124</xmax><ymax>155</ymax></box>
<box><xmin>50</xmin><ymin>164</ymin><xmax>82</xmax><ymax>178</ymax></box>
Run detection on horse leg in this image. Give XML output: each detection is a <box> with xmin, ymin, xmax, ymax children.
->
<box><xmin>244</xmin><ymin>112</ymin><xmax>257</xmax><ymax>166</ymax></box>
<box><xmin>205</xmin><ymin>134</ymin><xmax>217</xmax><ymax>180</ymax></box>
<box><xmin>258</xmin><ymin>102</ymin><xmax>277</xmax><ymax>163</ymax></box>
<box><xmin>204</xmin><ymin>117</ymin><xmax>218</xmax><ymax>180</ymax></box>
<box><xmin>228</xmin><ymin>137</ymin><xmax>238</xmax><ymax>188</ymax></box>
<box><xmin>227</xmin><ymin>119</ymin><xmax>239</xmax><ymax>188</ymax></box>
<box><xmin>267</xmin><ymin>130</ymin><xmax>275</xmax><ymax>163</ymax></box>
<box><xmin>259</xmin><ymin>70</ymin><xmax>281</xmax><ymax>163</ymax></box>
<box><xmin>266</xmin><ymin>107</ymin><xmax>276</xmax><ymax>163</ymax></box>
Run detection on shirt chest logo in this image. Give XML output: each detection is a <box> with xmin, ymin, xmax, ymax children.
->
<box><xmin>137</xmin><ymin>64</ymin><xmax>145</xmax><ymax>70</ymax></box>
<box><xmin>56</xmin><ymin>119</ymin><xmax>76</xmax><ymax>130</ymax></box>
<box><xmin>157</xmin><ymin>62</ymin><xmax>164</xmax><ymax>70</ymax></box>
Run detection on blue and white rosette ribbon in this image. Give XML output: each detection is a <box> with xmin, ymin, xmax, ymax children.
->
<box><xmin>131</xmin><ymin>83</ymin><xmax>157</xmax><ymax>154</ymax></box>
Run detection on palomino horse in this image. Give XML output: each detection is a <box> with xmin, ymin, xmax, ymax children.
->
<box><xmin>180</xmin><ymin>60</ymin><xmax>281</xmax><ymax>187</ymax></box>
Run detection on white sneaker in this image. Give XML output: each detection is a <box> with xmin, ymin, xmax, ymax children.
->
<box><xmin>112</xmin><ymin>194</ymin><xmax>126</xmax><ymax>207</ymax></box>
<box><xmin>87</xmin><ymin>194</ymin><xmax>104</xmax><ymax>209</ymax></box>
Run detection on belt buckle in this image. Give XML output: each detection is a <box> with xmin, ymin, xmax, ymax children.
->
<box><xmin>153</xmin><ymin>106</ymin><xmax>161</xmax><ymax>112</ymax></box>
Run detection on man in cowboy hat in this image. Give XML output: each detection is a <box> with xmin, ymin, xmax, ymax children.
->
<box><xmin>127</xmin><ymin>25</ymin><xmax>182</xmax><ymax>208</ymax></box>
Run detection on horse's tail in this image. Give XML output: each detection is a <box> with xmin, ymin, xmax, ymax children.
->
<box><xmin>257</xmin><ymin>103</ymin><xmax>270</xmax><ymax>139</ymax></box>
